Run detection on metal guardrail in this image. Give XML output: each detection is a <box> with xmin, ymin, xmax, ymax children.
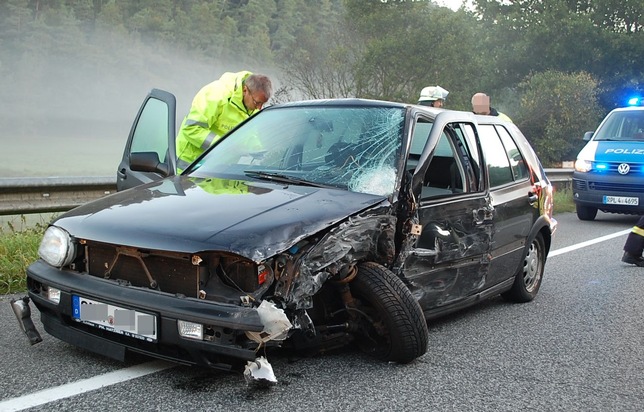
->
<box><xmin>0</xmin><ymin>169</ymin><xmax>574</xmax><ymax>216</ymax></box>
<box><xmin>0</xmin><ymin>176</ymin><xmax>116</xmax><ymax>216</ymax></box>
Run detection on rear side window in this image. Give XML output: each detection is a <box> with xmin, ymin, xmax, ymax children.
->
<box><xmin>478</xmin><ymin>124</ymin><xmax>528</xmax><ymax>188</ymax></box>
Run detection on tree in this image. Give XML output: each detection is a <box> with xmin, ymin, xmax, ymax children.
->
<box><xmin>516</xmin><ymin>70</ymin><xmax>603</xmax><ymax>166</ymax></box>
<box><xmin>472</xmin><ymin>0</ymin><xmax>644</xmax><ymax>110</ymax></box>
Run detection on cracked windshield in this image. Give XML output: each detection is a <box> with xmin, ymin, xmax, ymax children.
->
<box><xmin>191</xmin><ymin>106</ymin><xmax>405</xmax><ymax>196</ymax></box>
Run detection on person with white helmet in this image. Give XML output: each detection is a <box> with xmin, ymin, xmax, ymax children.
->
<box><xmin>418</xmin><ymin>85</ymin><xmax>449</xmax><ymax>108</ymax></box>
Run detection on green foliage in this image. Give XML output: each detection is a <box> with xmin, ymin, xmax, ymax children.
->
<box><xmin>0</xmin><ymin>218</ymin><xmax>45</xmax><ymax>294</ymax></box>
<box><xmin>472</xmin><ymin>0</ymin><xmax>644</xmax><ymax>109</ymax></box>
<box><xmin>516</xmin><ymin>70</ymin><xmax>603</xmax><ymax>166</ymax></box>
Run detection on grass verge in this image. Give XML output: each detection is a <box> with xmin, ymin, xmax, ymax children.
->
<box><xmin>553</xmin><ymin>187</ymin><xmax>575</xmax><ymax>214</ymax></box>
<box><xmin>0</xmin><ymin>217</ymin><xmax>47</xmax><ymax>294</ymax></box>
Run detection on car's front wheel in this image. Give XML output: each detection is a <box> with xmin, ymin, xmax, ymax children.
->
<box><xmin>576</xmin><ymin>204</ymin><xmax>598</xmax><ymax>221</ymax></box>
<box><xmin>349</xmin><ymin>262</ymin><xmax>428</xmax><ymax>363</ymax></box>
<box><xmin>501</xmin><ymin>233</ymin><xmax>546</xmax><ymax>303</ymax></box>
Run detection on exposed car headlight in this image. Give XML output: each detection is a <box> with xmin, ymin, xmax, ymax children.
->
<box><xmin>574</xmin><ymin>159</ymin><xmax>592</xmax><ymax>173</ymax></box>
<box><xmin>38</xmin><ymin>226</ymin><xmax>76</xmax><ymax>268</ymax></box>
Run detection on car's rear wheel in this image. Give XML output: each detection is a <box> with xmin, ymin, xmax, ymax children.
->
<box><xmin>349</xmin><ymin>262</ymin><xmax>428</xmax><ymax>363</ymax></box>
<box><xmin>501</xmin><ymin>233</ymin><xmax>545</xmax><ymax>303</ymax></box>
<box><xmin>576</xmin><ymin>204</ymin><xmax>597</xmax><ymax>221</ymax></box>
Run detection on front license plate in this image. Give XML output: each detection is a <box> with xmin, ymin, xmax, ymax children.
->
<box><xmin>72</xmin><ymin>295</ymin><xmax>157</xmax><ymax>342</ymax></box>
<box><xmin>603</xmin><ymin>196</ymin><xmax>639</xmax><ymax>206</ymax></box>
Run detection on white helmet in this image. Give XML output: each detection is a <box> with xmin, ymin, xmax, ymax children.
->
<box><xmin>418</xmin><ymin>85</ymin><xmax>449</xmax><ymax>102</ymax></box>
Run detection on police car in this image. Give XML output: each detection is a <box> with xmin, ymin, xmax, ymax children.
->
<box><xmin>573</xmin><ymin>97</ymin><xmax>644</xmax><ymax>220</ymax></box>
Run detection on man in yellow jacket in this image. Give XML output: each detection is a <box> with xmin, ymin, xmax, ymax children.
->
<box><xmin>175</xmin><ymin>71</ymin><xmax>273</xmax><ymax>172</ymax></box>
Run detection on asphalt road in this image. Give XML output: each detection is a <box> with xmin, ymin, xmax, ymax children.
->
<box><xmin>1</xmin><ymin>211</ymin><xmax>643</xmax><ymax>412</ymax></box>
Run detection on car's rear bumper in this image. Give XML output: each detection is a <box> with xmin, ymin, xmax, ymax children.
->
<box><xmin>26</xmin><ymin>260</ymin><xmax>264</xmax><ymax>369</ymax></box>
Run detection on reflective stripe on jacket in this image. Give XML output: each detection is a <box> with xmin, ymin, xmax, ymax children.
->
<box><xmin>176</xmin><ymin>71</ymin><xmax>257</xmax><ymax>172</ymax></box>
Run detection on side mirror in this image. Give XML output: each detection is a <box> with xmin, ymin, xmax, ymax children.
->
<box><xmin>583</xmin><ymin>131</ymin><xmax>594</xmax><ymax>141</ymax></box>
<box><xmin>130</xmin><ymin>152</ymin><xmax>170</xmax><ymax>175</ymax></box>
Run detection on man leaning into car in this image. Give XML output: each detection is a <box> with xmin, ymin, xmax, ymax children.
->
<box><xmin>175</xmin><ymin>71</ymin><xmax>272</xmax><ymax>172</ymax></box>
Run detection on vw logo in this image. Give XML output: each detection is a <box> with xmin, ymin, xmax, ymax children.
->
<box><xmin>617</xmin><ymin>163</ymin><xmax>630</xmax><ymax>175</ymax></box>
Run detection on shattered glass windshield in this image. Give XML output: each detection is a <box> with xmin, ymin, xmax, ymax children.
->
<box><xmin>190</xmin><ymin>105</ymin><xmax>405</xmax><ymax>196</ymax></box>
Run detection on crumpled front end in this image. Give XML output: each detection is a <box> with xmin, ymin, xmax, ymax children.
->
<box><xmin>21</xmin><ymin>203</ymin><xmax>400</xmax><ymax>373</ymax></box>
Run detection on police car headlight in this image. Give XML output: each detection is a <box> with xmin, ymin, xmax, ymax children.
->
<box><xmin>574</xmin><ymin>159</ymin><xmax>592</xmax><ymax>173</ymax></box>
<box><xmin>38</xmin><ymin>226</ymin><xmax>77</xmax><ymax>268</ymax></box>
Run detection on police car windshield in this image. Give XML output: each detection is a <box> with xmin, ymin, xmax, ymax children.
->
<box><xmin>594</xmin><ymin>110</ymin><xmax>644</xmax><ymax>141</ymax></box>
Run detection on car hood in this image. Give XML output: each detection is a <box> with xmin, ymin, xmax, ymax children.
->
<box><xmin>55</xmin><ymin>176</ymin><xmax>387</xmax><ymax>262</ymax></box>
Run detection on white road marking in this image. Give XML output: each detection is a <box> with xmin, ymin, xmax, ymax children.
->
<box><xmin>0</xmin><ymin>360</ymin><xmax>176</xmax><ymax>412</ymax></box>
<box><xmin>0</xmin><ymin>228</ymin><xmax>633</xmax><ymax>410</ymax></box>
<box><xmin>549</xmin><ymin>228</ymin><xmax>631</xmax><ymax>257</ymax></box>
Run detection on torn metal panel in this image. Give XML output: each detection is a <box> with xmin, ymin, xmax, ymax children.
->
<box><xmin>279</xmin><ymin>210</ymin><xmax>398</xmax><ymax>309</ymax></box>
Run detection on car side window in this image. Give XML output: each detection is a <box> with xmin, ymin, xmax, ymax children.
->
<box><xmin>131</xmin><ymin>97</ymin><xmax>170</xmax><ymax>163</ymax></box>
<box><xmin>413</xmin><ymin>128</ymin><xmax>467</xmax><ymax>199</ymax></box>
<box><xmin>496</xmin><ymin>125</ymin><xmax>529</xmax><ymax>181</ymax></box>
<box><xmin>452</xmin><ymin>123</ymin><xmax>483</xmax><ymax>192</ymax></box>
<box><xmin>478</xmin><ymin>124</ymin><xmax>515</xmax><ymax>187</ymax></box>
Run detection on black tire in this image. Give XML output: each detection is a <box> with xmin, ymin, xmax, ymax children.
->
<box><xmin>501</xmin><ymin>233</ymin><xmax>546</xmax><ymax>303</ymax></box>
<box><xmin>350</xmin><ymin>262</ymin><xmax>428</xmax><ymax>363</ymax></box>
<box><xmin>576</xmin><ymin>204</ymin><xmax>597</xmax><ymax>221</ymax></box>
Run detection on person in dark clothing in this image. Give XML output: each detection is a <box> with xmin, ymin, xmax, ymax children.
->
<box><xmin>622</xmin><ymin>216</ymin><xmax>644</xmax><ymax>267</ymax></box>
<box><xmin>471</xmin><ymin>92</ymin><xmax>513</xmax><ymax>122</ymax></box>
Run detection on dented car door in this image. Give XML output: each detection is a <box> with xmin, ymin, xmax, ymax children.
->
<box><xmin>403</xmin><ymin>113</ymin><xmax>493</xmax><ymax>318</ymax></box>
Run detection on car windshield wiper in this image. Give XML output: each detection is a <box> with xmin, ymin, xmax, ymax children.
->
<box><xmin>244</xmin><ymin>170</ymin><xmax>328</xmax><ymax>188</ymax></box>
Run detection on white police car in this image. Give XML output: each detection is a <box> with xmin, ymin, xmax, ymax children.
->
<box><xmin>573</xmin><ymin>97</ymin><xmax>644</xmax><ymax>220</ymax></box>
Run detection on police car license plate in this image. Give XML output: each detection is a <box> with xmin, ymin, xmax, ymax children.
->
<box><xmin>72</xmin><ymin>295</ymin><xmax>157</xmax><ymax>342</ymax></box>
<box><xmin>603</xmin><ymin>196</ymin><xmax>639</xmax><ymax>206</ymax></box>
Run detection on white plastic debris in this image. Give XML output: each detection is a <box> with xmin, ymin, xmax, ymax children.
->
<box><xmin>244</xmin><ymin>356</ymin><xmax>277</xmax><ymax>386</ymax></box>
<box><xmin>246</xmin><ymin>300</ymin><xmax>293</xmax><ymax>344</ymax></box>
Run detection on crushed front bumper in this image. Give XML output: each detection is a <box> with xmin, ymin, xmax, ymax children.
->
<box><xmin>25</xmin><ymin>260</ymin><xmax>265</xmax><ymax>369</ymax></box>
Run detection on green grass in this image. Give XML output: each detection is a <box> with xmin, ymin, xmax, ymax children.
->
<box><xmin>0</xmin><ymin>217</ymin><xmax>46</xmax><ymax>294</ymax></box>
<box><xmin>553</xmin><ymin>187</ymin><xmax>575</xmax><ymax>214</ymax></box>
<box><xmin>0</xmin><ymin>192</ymin><xmax>576</xmax><ymax>295</ymax></box>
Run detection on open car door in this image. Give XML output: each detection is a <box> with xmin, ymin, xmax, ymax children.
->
<box><xmin>117</xmin><ymin>89</ymin><xmax>177</xmax><ymax>191</ymax></box>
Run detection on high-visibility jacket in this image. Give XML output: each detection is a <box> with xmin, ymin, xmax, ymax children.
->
<box><xmin>176</xmin><ymin>71</ymin><xmax>257</xmax><ymax>172</ymax></box>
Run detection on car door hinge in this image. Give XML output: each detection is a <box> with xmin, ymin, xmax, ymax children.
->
<box><xmin>409</xmin><ymin>223</ymin><xmax>422</xmax><ymax>236</ymax></box>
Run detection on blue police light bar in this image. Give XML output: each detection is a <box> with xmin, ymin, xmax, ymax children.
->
<box><xmin>627</xmin><ymin>97</ymin><xmax>642</xmax><ymax>106</ymax></box>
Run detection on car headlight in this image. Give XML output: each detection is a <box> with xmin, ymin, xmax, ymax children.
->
<box><xmin>574</xmin><ymin>159</ymin><xmax>592</xmax><ymax>173</ymax></box>
<box><xmin>38</xmin><ymin>226</ymin><xmax>77</xmax><ymax>268</ymax></box>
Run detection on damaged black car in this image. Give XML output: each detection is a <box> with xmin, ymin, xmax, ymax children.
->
<box><xmin>14</xmin><ymin>93</ymin><xmax>557</xmax><ymax>382</ymax></box>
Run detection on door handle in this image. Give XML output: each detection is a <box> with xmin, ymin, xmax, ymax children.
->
<box><xmin>118</xmin><ymin>168</ymin><xmax>127</xmax><ymax>179</ymax></box>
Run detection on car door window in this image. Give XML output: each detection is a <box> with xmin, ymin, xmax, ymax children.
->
<box><xmin>478</xmin><ymin>124</ymin><xmax>514</xmax><ymax>187</ymax></box>
<box><xmin>496</xmin><ymin>125</ymin><xmax>529</xmax><ymax>181</ymax></box>
<box><xmin>411</xmin><ymin>121</ymin><xmax>482</xmax><ymax>200</ymax></box>
<box><xmin>130</xmin><ymin>97</ymin><xmax>170</xmax><ymax>163</ymax></box>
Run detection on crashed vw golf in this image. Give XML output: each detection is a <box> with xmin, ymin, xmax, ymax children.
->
<box><xmin>15</xmin><ymin>95</ymin><xmax>557</xmax><ymax>379</ymax></box>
